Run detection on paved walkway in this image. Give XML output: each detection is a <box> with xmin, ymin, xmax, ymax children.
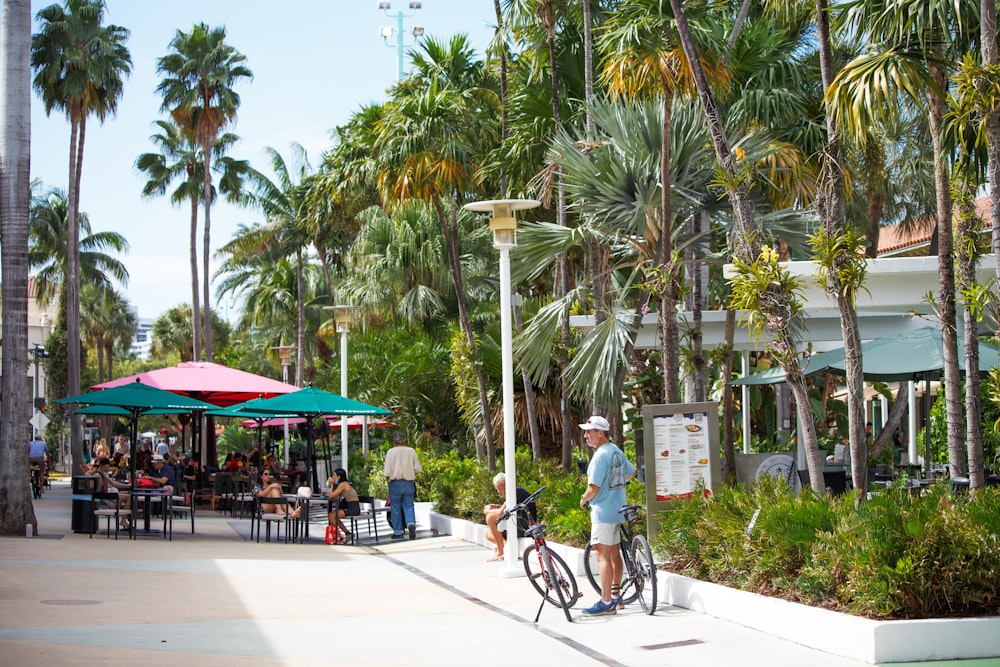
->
<box><xmin>1</xmin><ymin>480</ymin><xmax>989</xmax><ymax>666</ymax></box>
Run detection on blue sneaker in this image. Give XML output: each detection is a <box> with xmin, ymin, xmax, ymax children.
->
<box><xmin>582</xmin><ymin>598</ymin><xmax>617</xmax><ymax>616</ymax></box>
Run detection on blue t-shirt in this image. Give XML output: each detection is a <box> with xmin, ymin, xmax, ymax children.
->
<box><xmin>586</xmin><ymin>442</ymin><xmax>635</xmax><ymax>524</ymax></box>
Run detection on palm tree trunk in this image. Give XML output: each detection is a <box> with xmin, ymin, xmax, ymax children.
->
<box><xmin>817</xmin><ymin>0</ymin><xmax>867</xmax><ymax>498</ymax></box>
<box><xmin>189</xmin><ymin>193</ymin><xmax>201</xmax><ymax>360</ymax></box>
<box><xmin>582</xmin><ymin>0</ymin><xmax>595</xmax><ymax>138</ymax></box>
<box><xmin>202</xmin><ymin>148</ymin><xmax>213</xmax><ymax>361</ymax></box>
<box><xmin>984</xmin><ymin>0</ymin><xmax>1000</xmax><ymax>290</ymax></box>
<box><xmin>435</xmin><ymin>196</ymin><xmax>495</xmax><ymax>465</ymax></box>
<box><xmin>955</xmin><ymin>180</ymin><xmax>985</xmax><ymax>489</ymax></box>
<box><xmin>927</xmin><ymin>65</ymin><xmax>966</xmax><ymax>475</ymax></box>
<box><xmin>296</xmin><ymin>248</ymin><xmax>305</xmax><ymax>387</ymax></box>
<box><xmin>513</xmin><ymin>300</ymin><xmax>542</xmax><ymax>459</ymax></box>
<box><xmin>660</xmin><ymin>92</ymin><xmax>680</xmax><ymax>404</ymax></box>
<box><xmin>66</xmin><ymin>111</ymin><xmax>84</xmax><ymax>472</ymax></box>
<box><xmin>670</xmin><ymin>0</ymin><xmax>826</xmax><ymax>493</ymax></box>
<box><xmin>721</xmin><ymin>304</ymin><xmax>738</xmax><ymax>484</ymax></box>
<box><xmin>0</xmin><ymin>0</ymin><xmax>39</xmax><ymax>534</ymax></box>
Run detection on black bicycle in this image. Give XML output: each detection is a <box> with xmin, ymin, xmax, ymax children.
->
<box><xmin>29</xmin><ymin>462</ymin><xmax>44</xmax><ymax>499</ymax></box>
<box><xmin>498</xmin><ymin>486</ymin><xmax>580</xmax><ymax>622</ymax></box>
<box><xmin>582</xmin><ymin>504</ymin><xmax>657</xmax><ymax>614</ymax></box>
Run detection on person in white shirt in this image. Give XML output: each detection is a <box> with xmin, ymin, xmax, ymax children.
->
<box><xmin>383</xmin><ymin>431</ymin><xmax>421</xmax><ymax>540</ymax></box>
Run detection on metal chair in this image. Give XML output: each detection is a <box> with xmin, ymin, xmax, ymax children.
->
<box><xmin>92</xmin><ymin>492</ymin><xmax>121</xmax><ymax>539</ymax></box>
<box><xmin>171</xmin><ymin>494</ymin><xmax>195</xmax><ymax>534</ymax></box>
<box><xmin>348</xmin><ymin>495</ymin><xmax>380</xmax><ymax>544</ymax></box>
<box><xmin>253</xmin><ymin>496</ymin><xmax>293</xmax><ymax>543</ymax></box>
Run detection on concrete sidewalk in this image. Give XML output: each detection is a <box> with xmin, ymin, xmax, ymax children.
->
<box><xmin>0</xmin><ymin>480</ymin><xmax>984</xmax><ymax>666</ymax></box>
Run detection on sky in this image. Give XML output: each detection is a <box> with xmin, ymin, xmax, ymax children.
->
<box><xmin>29</xmin><ymin>0</ymin><xmax>499</xmax><ymax>323</ymax></box>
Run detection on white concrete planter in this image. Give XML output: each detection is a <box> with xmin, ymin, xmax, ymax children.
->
<box><xmin>431</xmin><ymin>510</ymin><xmax>1000</xmax><ymax>664</ymax></box>
<box><xmin>664</xmin><ymin>572</ymin><xmax>1000</xmax><ymax>664</ymax></box>
<box><xmin>429</xmin><ymin>511</ymin><xmax>586</xmax><ymax>574</ymax></box>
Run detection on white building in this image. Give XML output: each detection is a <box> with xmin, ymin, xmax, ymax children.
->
<box><xmin>129</xmin><ymin>313</ymin><xmax>154</xmax><ymax>361</ymax></box>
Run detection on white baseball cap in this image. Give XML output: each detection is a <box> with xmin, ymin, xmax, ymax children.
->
<box><xmin>579</xmin><ymin>415</ymin><xmax>610</xmax><ymax>431</ymax></box>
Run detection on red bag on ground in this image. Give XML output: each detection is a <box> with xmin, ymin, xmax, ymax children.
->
<box><xmin>325</xmin><ymin>525</ymin><xmax>343</xmax><ymax>545</ymax></box>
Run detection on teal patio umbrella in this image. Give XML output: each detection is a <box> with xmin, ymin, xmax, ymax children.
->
<box><xmin>247</xmin><ymin>386</ymin><xmax>392</xmax><ymax>487</ymax></box>
<box><xmin>58</xmin><ymin>380</ymin><xmax>217</xmax><ymax>527</ymax></box>
<box><xmin>207</xmin><ymin>399</ymin><xmax>299</xmax><ymax>467</ymax></box>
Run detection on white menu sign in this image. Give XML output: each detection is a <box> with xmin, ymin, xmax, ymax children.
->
<box><xmin>651</xmin><ymin>411</ymin><xmax>712</xmax><ymax>501</ymax></box>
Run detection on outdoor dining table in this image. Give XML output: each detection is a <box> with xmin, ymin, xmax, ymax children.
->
<box><xmin>130</xmin><ymin>488</ymin><xmax>173</xmax><ymax>540</ymax></box>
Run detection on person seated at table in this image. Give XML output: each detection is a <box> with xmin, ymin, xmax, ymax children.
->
<box><xmin>326</xmin><ymin>468</ymin><xmax>360</xmax><ymax>539</ymax></box>
<box><xmin>483</xmin><ymin>472</ymin><xmax>536</xmax><ymax>562</ymax></box>
<box><xmin>261</xmin><ymin>455</ymin><xmax>281</xmax><ymax>478</ymax></box>
<box><xmin>144</xmin><ymin>455</ymin><xmax>175</xmax><ymax>493</ymax></box>
<box><xmin>252</xmin><ymin>470</ymin><xmax>301</xmax><ymax>517</ymax></box>
<box><xmin>93</xmin><ymin>458</ymin><xmax>131</xmax><ymax>528</ymax></box>
<box><xmin>183</xmin><ymin>458</ymin><xmax>201</xmax><ymax>491</ymax></box>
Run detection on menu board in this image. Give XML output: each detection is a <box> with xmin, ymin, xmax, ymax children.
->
<box><xmin>641</xmin><ymin>402</ymin><xmax>720</xmax><ymax>523</ymax></box>
<box><xmin>651</xmin><ymin>411</ymin><xmax>712</xmax><ymax>501</ymax></box>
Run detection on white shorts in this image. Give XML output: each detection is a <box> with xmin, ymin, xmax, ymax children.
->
<box><xmin>589</xmin><ymin>521</ymin><xmax>621</xmax><ymax>546</ymax></box>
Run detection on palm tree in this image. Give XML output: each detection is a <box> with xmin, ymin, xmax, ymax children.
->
<box><xmin>0</xmin><ymin>0</ymin><xmax>36</xmax><ymax>535</ymax></box>
<box><xmin>31</xmin><ymin>0</ymin><xmax>131</xmax><ymax>472</ymax></box>
<box><xmin>28</xmin><ymin>187</ymin><xmax>129</xmax><ymax>307</ymax></box>
<box><xmin>372</xmin><ymin>52</ymin><xmax>503</xmax><ymax>466</ymax></box>
<box><xmin>829</xmin><ymin>0</ymin><xmax>979</xmax><ymax>476</ymax></box>
<box><xmin>668</xmin><ymin>0</ymin><xmax>827</xmax><ymax>494</ymax></box>
<box><xmin>80</xmin><ymin>284</ymin><xmax>133</xmax><ymax>383</ymax></box>
<box><xmin>220</xmin><ymin>143</ymin><xmax>314</xmax><ymax>386</ymax></box>
<box><xmin>136</xmin><ymin>119</ymin><xmax>248</xmax><ymax>360</ymax></box>
<box><xmin>156</xmin><ymin>22</ymin><xmax>252</xmax><ymax>361</ymax></box>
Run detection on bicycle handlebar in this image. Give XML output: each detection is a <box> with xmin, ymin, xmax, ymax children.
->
<box><xmin>498</xmin><ymin>485</ymin><xmax>545</xmax><ymax>523</ymax></box>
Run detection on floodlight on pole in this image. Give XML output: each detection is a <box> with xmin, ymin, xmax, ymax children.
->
<box><xmin>325</xmin><ymin>305</ymin><xmax>360</xmax><ymax>478</ymax></box>
<box><xmin>463</xmin><ymin>198</ymin><xmax>540</xmax><ymax>575</ymax></box>
<box><xmin>271</xmin><ymin>344</ymin><xmax>296</xmax><ymax>466</ymax></box>
<box><xmin>377</xmin><ymin>0</ymin><xmax>424</xmax><ymax>81</ymax></box>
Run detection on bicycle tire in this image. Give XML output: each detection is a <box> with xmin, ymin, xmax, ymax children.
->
<box><xmin>631</xmin><ymin>534</ymin><xmax>658</xmax><ymax>615</ymax></box>
<box><xmin>583</xmin><ymin>541</ymin><xmax>640</xmax><ymax>605</ymax></box>
<box><xmin>523</xmin><ymin>544</ymin><xmax>579</xmax><ymax>609</ymax></box>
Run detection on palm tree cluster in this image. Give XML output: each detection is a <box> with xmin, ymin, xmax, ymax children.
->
<box><xmin>5</xmin><ymin>1</ymin><xmax>1000</xmax><ymax>534</ymax></box>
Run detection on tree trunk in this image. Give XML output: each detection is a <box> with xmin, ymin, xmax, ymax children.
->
<box><xmin>660</xmin><ymin>92</ymin><xmax>680</xmax><ymax>404</ymax></box>
<box><xmin>436</xmin><ymin>196</ymin><xmax>495</xmax><ymax>466</ymax></box>
<box><xmin>955</xmin><ymin>181</ymin><xmax>985</xmax><ymax>489</ymax></box>
<box><xmin>816</xmin><ymin>0</ymin><xmax>867</xmax><ymax>499</ymax></box>
<box><xmin>202</xmin><ymin>148</ymin><xmax>213</xmax><ymax>361</ymax></box>
<box><xmin>927</xmin><ymin>64</ymin><xmax>966</xmax><ymax>476</ymax></box>
<box><xmin>514</xmin><ymin>300</ymin><xmax>542</xmax><ymax>459</ymax></box>
<box><xmin>66</xmin><ymin>111</ymin><xmax>85</xmax><ymax>474</ymax></box>
<box><xmin>984</xmin><ymin>0</ymin><xmax>1000</xmax><ymax>291</ymax></box>
<box><xmin>189</xmin><ymin>191</ymin><xmax>201</xmax><ymax>361</ymax></box>
<box><xmin>670</xmin><ymin>0</ymin><xmax>825</xmax><ymax>493</ymax></box>
<box><xmin>0</xmin><ymin>0</ymin><xmax>39</xmax><ymax>535</ymax></box>
<box><xmin>870</xmin><ymin>382</ymin><xmax>909</xmax><ymax>461</ymax></box>
<box><xmin>721</xmin><ymin>304</ymin><xmax>738</xmax><ymax>485</ymax></box>
<box><xmin>296</xmin><ymin>248</ymin><xmax>305</xmax><ymax>387</ymax></box>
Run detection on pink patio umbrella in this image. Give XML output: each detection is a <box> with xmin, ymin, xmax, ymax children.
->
<box><xmin>93</xmin><ymin>361</ymin><xmax>299</xmax><ymax>407</ymax></box>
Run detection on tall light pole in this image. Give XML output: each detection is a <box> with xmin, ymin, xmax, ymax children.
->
<box><xmin>377</xmin><ymin>1</ymin><xmax>424</xmax><ymax>81</ymax></box>
<box><xmin>464</xmin><ymin>198</ymin><xmax>540</xmax><ymax>574</ymax></box>
<box><xmin>325</xmin><ymin>305</ymin><xmax>358</xmax><ymax>478</ymax></box>
<box><xmin>272</xmin><ymin>345</ymin><xmax>296</xmax><ymax>466</ymax></box>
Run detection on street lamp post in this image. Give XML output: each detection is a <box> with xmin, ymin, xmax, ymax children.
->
<box><xmin>325</xmin><ymin>305</ymin><xmax>358</xmax><ymax>478</ymax></box>
<box><xmin>272</xmin><ymin>345</ymin><xmax>296</xmax><ymax>466</ymax></box>
<box><xmin>464</xmin><ymin>198</ymin><xmax>540</xmax><ymax>574</ymax></box>
<box><xmin>377</xmin><ymin>1</ymin><xmax>424</xmax><ymax>81</ymax></box>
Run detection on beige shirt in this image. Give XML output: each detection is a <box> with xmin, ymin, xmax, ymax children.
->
<box><xmin>384</xmin><ymin>445</ymin><xmax>421</xmax><ymax>481</ymax></box>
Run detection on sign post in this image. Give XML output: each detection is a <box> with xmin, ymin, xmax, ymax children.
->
<box><xmin>641</xmin><ymin>402</ymin><xmax>721</xmax><ymax>540</ymax></box>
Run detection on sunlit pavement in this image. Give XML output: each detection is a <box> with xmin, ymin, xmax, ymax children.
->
<box><xmin>0</xmin><ymin>479</ymin><xmax>984</xmax><ymax>667</ymax></box>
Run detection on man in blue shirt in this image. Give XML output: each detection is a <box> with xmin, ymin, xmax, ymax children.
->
<box><xmin>146</xmin><ymin>455</ymin><xmax>176</xmax><ymax>493</ymax></box>
<box><xmin>578</xmin><ymin>415</ymin><xmax>636</xmax><ymax>616</ymax></box>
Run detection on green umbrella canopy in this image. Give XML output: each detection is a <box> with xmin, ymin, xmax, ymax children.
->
<box><xmin>57</xmin><ymin>379</ymin><xmax>217</xmax><ymax>414</ymax></box>
<box><xmin>730</xmin><ymin>327</ymin><xmax>999</xmax><ymax>385</ymax></box>
<box><xmin>248</xmin><ymin>386</ymin><xmax>391</xmax><ymax>417</ymax></box>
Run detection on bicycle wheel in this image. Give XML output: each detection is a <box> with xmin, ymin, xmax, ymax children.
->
<box><xmin>583</xmin><ymin>541</ymin><xmax>640</xmax><ymax>604</ymax></box>
<box><xmin>523</xmin><ymin>544</ymin><xmax>579</xmax><ymax>609</ymax></box>
<box><xmin>631</xmin><ymin>534</ymin><xmax>658</xmax><ymax>615</ymax></box>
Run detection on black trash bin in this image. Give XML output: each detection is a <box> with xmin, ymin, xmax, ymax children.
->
<box><xmin>71</xmin><ymin>476</ymin><xmax>98</xmax><ymax>533</ymax></box>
